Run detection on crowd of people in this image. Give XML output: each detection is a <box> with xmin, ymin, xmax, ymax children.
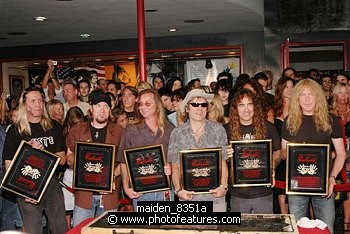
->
<box><xmin>0</xmin><ymin>59</ymin><xmax>349</xmax><ymax>234</ymax></box>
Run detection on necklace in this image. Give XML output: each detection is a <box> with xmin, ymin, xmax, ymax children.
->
<box><xmin>337</xmin><ymin>109</ymin><xmax>348</xmax><ymax>121</ymax></box>
<box><xmin>95</xmin><ymin>131</ymin><xmax>99</xmax><ymax>139</ymax></box>
<box><xmin>191</xmin><ymin>121</ymin><xmax>205</xmax><ymax>136</ymax></box>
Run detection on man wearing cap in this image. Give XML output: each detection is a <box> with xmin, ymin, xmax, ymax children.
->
<box><xmin>66</xmin><ymin>90</ymin><xmax>123</xmax><ymax>227</ymax></box>
<box><xmin>167</xmin><ymin>89</ymin><xmax>229</xmax><ymax>211</ymax></box>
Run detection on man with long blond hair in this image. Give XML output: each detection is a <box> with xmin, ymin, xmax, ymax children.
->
<box><xmin>225</xmin><ymin>89</ymin><xmax>280</xmax><ymax>213</ymax></box>
<box><xmin>281</xmin><ymin>78</ymin><xmax>345</xmax><ymax>233</ymax></box>
<box><xmin>3</xmin><ymin>86</ymin><xmax>67</xmax><ymax>233</ymax></box>
<box><xmin>117</xmin><ymin>89</ymin><xmax>174</xmax><ymax>209</ymax></box>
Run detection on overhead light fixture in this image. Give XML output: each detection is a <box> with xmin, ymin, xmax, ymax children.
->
<box><xmin>205</xmin><ymin>58</ymin><xmax>213</xmax><ymax>69</ymax></box>
<box><xmin>33</xmin><ymin>62</ymin><xmax>40</xmax><ymax>65</ymax></box>
<box><xmin>184</xmin><ymin>19</ymin><xmax>204</xmax><ymax>24</ymax></box>
<box><xmin>229</xmin><ymin>51</ymin><xmax>236</xmax><ymax>55</ymax></box>
<box><xmin>33</xmin><ymin>16</ymin><xmax>47</xmax><ymax>21</ymax></box>
<box><xmin>63</xmin><ymin>60</ymin><xmax>71</xmax><ymax>63</ymax></box>
<box><xmin>128</xmin><ymin>56</ymin><xmax>135</xmax><ymax>60</ymax></box>
<box><xmin>80</xmin><ymin>33</ymin><xmax>90</xmax><ymax>38</ymax></box>
<box><xmin>194</xmin><ymin>53</ymin><xmax>202</xmax><ymax>56</ymax></box>
<box><xmin>95</xmin><ymin>58</ymin><xmax>102</xmax><ymax>62</ymax></box>
<box><xmin>168</xmin><ymin>28</ymin><xmax>177</xmax><ymax>32</ymax></box>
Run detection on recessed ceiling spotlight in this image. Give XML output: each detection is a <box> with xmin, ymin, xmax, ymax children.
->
<box><xmin>229</xmin><ymin>51</ymin><xmax>236</xmax><ymax>54</ymax></box>
<box><xmin>184</xmin><ymin>19</ymin><xmax>204</xmax><ymax>23</ymax></box>
<box><xmin>63</xmin><ymin>60</ymin><xmax>70</xmax><ymax>63</ymax></box>
<box><xmin>194</xmin><ymin>53</ymin><xmax>202</xmax><ymax>56</ymax></box>
<box><xmin>128</xmin><ymin>56</ymin><xmax>135</xmax><ymax>60</ymax></box>
<box><xmin>33</xmin><ymin>62</ymin><xmax>40</xmax><ymax>65</ymax></box>
<box><xmin>8</xmin><ymin>32</ymin><xmax>26</xmax><ymax>35</ymax></box>
<box><xmin>145</xmin><ymin>9</ymin><xmax>158</xmax><ymax>12</ymax></box>
<box><xmin>95</xmin><ymin>58</ymin><xmax>102</xmax><ymax>62</ymax></box>
<box><xmin>168</xmin><ymin>28</ymin><xmax>177</xmax><ymax>32</ymax></box>
<box><xmin>33</xmin><ymin>16</ymin><xmax>47</xmax><ymax>21</ymax></box>
<box><xmin>80</xmin><ymin>33</ymin><xmax>91</xmax><ymax>38</ymax></box>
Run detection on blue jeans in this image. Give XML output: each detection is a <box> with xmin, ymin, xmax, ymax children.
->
<box><xmin>230</xmin><ymin>194</ymin><xmax>273</xmax><ymax>214</ymax></box>
<box><xmin>73</xmin><ymin>195</ymin><xmax>118</xmax><ymax>227</ymax></box>
<box><xmin>1</xmin><ymin>190</ymin><xmax>23</xmax><ymax>230</ymax></box>
<box><xmin>288</xmin><ymin>195</ymin><xmax>335</xmax><ymax>234</ymax></box>
<box><xmin>133</xmin><ymin>191</ymin><xmax>170</xmax><ymax>211</ymax></box>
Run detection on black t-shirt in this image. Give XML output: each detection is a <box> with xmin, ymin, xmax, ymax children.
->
<box><xmin>281</xmin><ymin>114</ymin><xmax>342</xmax><ymax>144</ymax></box>
<box><xmin>225</xmin><ymin>121</ymin><xmax>280</xmax><ymax>199</ymax></box>
<box><xmin>3</xmin><ymin>120</ymin><xmax>66</xmax><ymax>161</ymax></box>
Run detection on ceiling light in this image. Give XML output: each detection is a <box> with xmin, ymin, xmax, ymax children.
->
<box><xmin>33</xmin><ymin>62</ymin><xmax>40</xmax><ymax>65</ymax></box>
<box><xmin>194</xmin><ymin>53</ymin><xmax>202</xmax><ymax>56</ymax></box>
<box><xmin>229</xmin><ymin>51</ymin><xmax>236</xmax><ymax>54</ymax></box>
<box><xmin>80</xmin><ymin>33</ymin><xmax>90</xmax><ymax>38</ymax></box>
<box><xmin>184</xmin><ymin>20</ymin><xmax>204</xmax><ymax>24</ymax></box>
<box><xmin>8</xmin><ymin>32</ymin><xmax>26</xmax><ymax>35</ymax></box>
<box><xmin>128</xmin><ymin>56</ymin><xmax>135</xmax><ymax>60</ymax></box>
<box><xmin>145</xmin><ymin>9</ymin><xmax>158</xmax><ymax>12</ymax></box>
<box><xmin>33</xmin><ymin>16</ymin><xmax>47</xmax><ymax>21</ymax></box>
<box><xmin>168</xmin><ymin>28</ymin><xmax>177</xmax><ymax>32</ymax></box>
<box><xmin>95</xmin><ymin>58</ymin><xmax>102</xmax><ymax>62</ymax></box>
<box><xmin>63</xmin><ymin>60</ymin><xmax>70</xmax><ymax>63</ymax></box>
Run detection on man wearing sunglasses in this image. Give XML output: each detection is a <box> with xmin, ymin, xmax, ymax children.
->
<box><xmin>168</xmin><ymin>89</ymin><xmax>229</xmax><ymax>212</ymax></box>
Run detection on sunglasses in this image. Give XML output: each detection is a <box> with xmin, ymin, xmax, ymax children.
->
<box><xmin>189</xmin><ymin>102</ymin><xmax>208</xmax><ymax>108</ymax></box>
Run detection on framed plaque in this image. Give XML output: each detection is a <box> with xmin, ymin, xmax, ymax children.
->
<box><xmin>230</xmin><ymin>140</ymin><xmax>272</xmax><ymax>187</ymax></box>
<box><xmin>73</xmin><ymin>141</ymin><xmax>116</xmax><ymax>193</ymax></box>
<box><xmin>1</xmin><ymin>140</ymin><xmax>61</xmax><ymax>203</ymax></box>
<box><xmin>180</xmin><ymin>148</ymin><xmax>221</xmax><ymax>194</ymax></box>
<box><xmin>124</xmin><ymin>144</ymin><xmax>170</xmax><ymax>193</ymax></box>
<box><xmin>286</xmin><ymin>143</ymin><xmax>330</xmax><ymax>195</ymax></box>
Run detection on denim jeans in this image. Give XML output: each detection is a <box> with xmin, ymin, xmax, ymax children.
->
<box><xmin>1</xmin><ymin>190</ymin><xmax>23</xmax><ymax>230</ymax></box>
<box><xmin>288</xmin><ymin>195</ymin><xmax>335</xmax><ymax>234</ymax></box>
<box><xmin>17</xmin><ymin>176</ymin><xmax>66</xmax><ymax>234</ymax></box>
<box><xmin>230</xmin><ymin>194</ymin><xmax>273</xmax><ymax>214</ymax></box>
<box><xmin>73</xmin><ymin>195</ymin><xmax>116</xmax><ymax>227</ymax></box>
<box><xmin>133</xmin><ymin>191</ymin><xmax>169</xmax><ymax>211</ymax></box>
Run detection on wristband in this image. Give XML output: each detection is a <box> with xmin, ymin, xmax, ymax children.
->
<box><xmin>174</xmin><ymin>188</ymin><xmax>182</xmax><ymax>195</ymax></box>
<box><xmin>219</xmin><ymin>184</ymin><xmax>228</xmax><ymax>190</ymax></box>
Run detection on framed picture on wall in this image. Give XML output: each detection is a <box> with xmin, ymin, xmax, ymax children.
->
<box><xmin>9</xmin><ymin>75</ymin><xmax>25</xmax><ymax>101</ymax></box>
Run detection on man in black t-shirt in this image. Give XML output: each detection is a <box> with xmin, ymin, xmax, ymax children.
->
<box><xmin>3</xmin><ymin>86</ymin><xmax>67</xmax><ymax>234</ymax></box>
<box><xmin>281</xmin><ymin>79</ymin><xmax>345</xmax><ymax>234</ymax></box>
<box><xmin>225</xmin><ymin>89</ymin><xmax>281</xmax><ymax>214</ymax></box>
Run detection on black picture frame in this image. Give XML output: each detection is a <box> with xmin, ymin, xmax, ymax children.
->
<box><xmin>73</xmin><ymin>141</ymin><xmax>116</xmax><ymax>193</ymax></box>
<box><xmin>180</xmin><ymin>148</ymin><xmax>221</xmax><ymax>194</ymax></box>
<box><xmin>286</xmin><ymin>143</ymin><xmax>330</xmax><ymax>195</ymax></box>
<box><xmin>123</xmin><ymin>144</ymin><xmax>170</xmax><ymax>193</ymax></box>
<box><xmin>230</xmin><ymin>140</ymin><xmax>272</xmax><ymax>187</ymax></box>
<box><xmin>1</xmin><ymin>141</ymin><xmax>61</xmax><ymax>203</ymax></box>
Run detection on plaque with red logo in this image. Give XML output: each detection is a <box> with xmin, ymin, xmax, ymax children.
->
<box><xmin>286</xmin><ymin>143</ymin><xmax>329</xmax><ymax>195</ymax></box>
<box><xmin>73</xmin><ymin>142</ymin><xmax>116</xmax><ymax>193</ymax></box>
<box><xmin>124</xmin><ymin>144</ymin><xmax>170</xmax><ymax>193</ymax></box>
<box><xmin>1</xmin><ymin>140</ymin><xmax>61</xmax><ymax>203</ymax></box>
<box><xmin>230</xmin><ymin>140</ymin><xmax>272</xmax><ymax>187</ymax></box>
<box><xmin>180</xmin><ymin>148</ymin><xmax>222</xmax><ymax>194</ymax></box>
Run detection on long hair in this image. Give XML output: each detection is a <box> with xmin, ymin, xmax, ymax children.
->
<box><xmin>274</xmin><ymin>76</ymin><xmax>295</xmax><ymax>118</ymax></box>
<box><xmin>137</xmin><ymin>89</ymin><xmax>168</xmax><ymax>138</ymax></box>
<box><xmin>207</xmin><ymin>94</ymin><xmax>225</xmax><ymax>123</ymax></box>
<box><xmin>330</xmin><ymin>83</ymin><xmax>350</xmax><ymax>114</ymax></box>
<box><xmin>46</xmin><ymin>99</ymin><xmax>64</xmax><ymax>122</ymax></box>
<box><xmin>229</xmin><ymin>89</ymin><xmax>266</xmax><ymax>140</ymax></box>
<box><xmin>16</xmin><ymin>87</ymin><xmax>52</xmax><ymax>136</ymax></box>
<box><xmin>63</xmin><ymin>106</ymin><xmax>85</xmax><ymax>139</ymax></box>
<box><xmin>286</xmin><ymin>79</ymin><xmax>331</xmax><ymax>135</ymax></box>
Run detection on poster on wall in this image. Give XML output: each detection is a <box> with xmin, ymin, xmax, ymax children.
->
<box><xmin>185</xmin><ymin>57</ymin><xmax>240</xmax><ymax>86</ymax></box>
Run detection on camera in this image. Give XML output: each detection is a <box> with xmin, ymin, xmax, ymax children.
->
<box><xmin>52</xmin><ymin>60</ymin><xmax>57</xmax><ymax>65</ymax></box>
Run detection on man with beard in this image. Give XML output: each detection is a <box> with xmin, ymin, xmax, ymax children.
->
<box><xmin>66</xmin><ymin>90</ymin><xmax>123</xmax><ymax>227</ymax></box>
